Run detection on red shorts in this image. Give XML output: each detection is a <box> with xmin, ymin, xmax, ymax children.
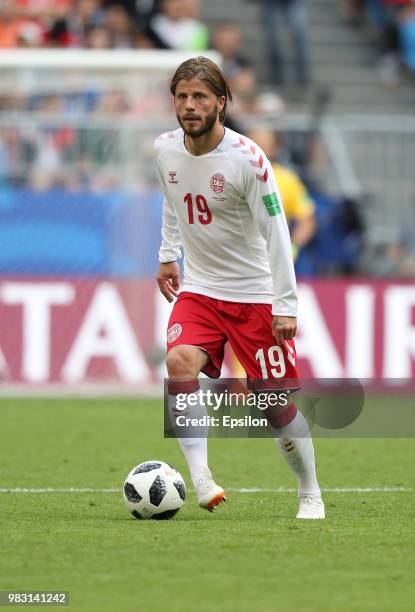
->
<box><xmin>166</xmin><ymin>291</ymin><xmax>299</xmax><ymax>387</ymax></box>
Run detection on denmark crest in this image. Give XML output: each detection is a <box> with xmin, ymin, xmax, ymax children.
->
<box><xmin>167</xmin><ymin>323</ymin><xmax>182</xmax><ymax>343</ymax></box>
<box><xmin>210</xmin><ymin>173</ymin><xmax>225</xmax><ymax>194</ymax></box>
<box><xmin>168</xmin><ymin>170</ymin><xmax>178</xmax><ymax>184</ymax></box>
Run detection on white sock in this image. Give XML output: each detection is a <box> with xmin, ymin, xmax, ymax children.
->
<box><xmin>273</xmin><ymin>409</ymin><xmax>321</xmax><ymax>496</ymax></box>
<box><xmin>168</xmin><ymin>391</ymin><xmax>210</xmax><ymax>485</ymax></box>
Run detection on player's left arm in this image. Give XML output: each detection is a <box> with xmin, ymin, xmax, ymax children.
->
<box><xmin>244</xmin><ymin>155</ymin><xmax>298</xmax><ymax>344</ymax></box>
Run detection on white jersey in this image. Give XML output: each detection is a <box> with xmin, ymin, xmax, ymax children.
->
<box><xmin>154</xmin><ymin>127</ymin><xmax>297</xmax><ymax>316</ymax></box>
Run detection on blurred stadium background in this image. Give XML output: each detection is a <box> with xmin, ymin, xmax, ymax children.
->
<box><xmin>0</xmin><ymin>0</ymin><xmax>414</xmax><ymax>390</ymax></box>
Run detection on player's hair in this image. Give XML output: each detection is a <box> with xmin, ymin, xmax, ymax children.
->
<box><xmin>170</xmin><ymin>56</ymin><xmax>233</xmax><ymax>123</ymax></box>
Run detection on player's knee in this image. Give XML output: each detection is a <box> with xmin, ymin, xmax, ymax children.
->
<box><xmin>265</xmin><ymin>399</ymin><xmax>297</xmax><ymax>429</ymax></box>
<box><xmin>166</xmin><ymin>348</ymin><xmax>199</xmax><ymax>379</ymax></box>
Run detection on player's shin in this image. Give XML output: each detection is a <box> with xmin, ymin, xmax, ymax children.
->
<box><xmin>268</xmin><ymin>402</ymin><xmax>321</xmax><ymax>496</ymax></box>
<box><xmin>167</xmin><ymin>380</ymin><xmax>210</xmax><ymax>485</ymax></box>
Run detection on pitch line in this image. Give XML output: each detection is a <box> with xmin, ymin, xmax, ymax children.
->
<box><xmin>231</xmin><ymin>487</ymin><xmax>412</xmax><ymax>493</ymax></box>
<box><xmin>0</xmin><ymin>486</ymin><xmax>411</xmax><ymax>494</ymax></box>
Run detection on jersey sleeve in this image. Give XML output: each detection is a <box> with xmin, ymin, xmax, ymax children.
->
<box><xmin>154</xmin><ymin>150</ymin><xmax>182</xmax><ymax>264</ymax></box>
<box><xmin>159</xmin><ymin>196</ymin><xmax>182</xmax><ymax>263</ymax></box>
<box><xmin>243</xmin><ymin>154</ymin><xmax>298</xmax><ymax>317</ymax></box>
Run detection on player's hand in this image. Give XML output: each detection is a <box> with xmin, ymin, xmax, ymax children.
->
<box><xmin>156</xmin><ymin>262</ymin><xmax>180</xmax><ymax>302</ymax></box>
<box><xmin>272</xmin><ymin>315</ymin><xmax>297</xmax><ymax>344</ymax></box>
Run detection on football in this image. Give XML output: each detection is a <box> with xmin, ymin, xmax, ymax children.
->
<box><xmin>123</xmin><ymin>460</ymin><xmax>186</xmax><ymax>520</ymax></box>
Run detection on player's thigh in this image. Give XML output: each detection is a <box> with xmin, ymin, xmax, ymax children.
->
<box><xmin>227</xmin><ymin>303</ymin><xmax>299</xmax><ymax>385</ymax></box>
<box><xmin>166</xmin><ymin>292</ymin><xmax>227</xmax><ymax>379</ymax></box>
<box><xmin>226</xmin><ymin>304</ymin><xmax>299</xmax><ymax>427</ymax></box>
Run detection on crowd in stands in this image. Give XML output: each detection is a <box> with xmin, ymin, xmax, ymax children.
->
<box><xmin>368</xmin><ymin>197</ymin><xmax>415</xmax><ymax>278</ymax></box>
<box><xmin>0</xmin><ymin>0</ymin><xmax>312</xmax><ymax>86</ymax></box>
<box><xmin>0</xmin><ymin>0</ymin><xmax>209</xmax><ymax>50</ymax></box>
<box><xmin>0</xmin><ymin>1</ymin><xmax>287</xmax><ymax>194</ymax></box>
<box><xmin>0</xmin><ymin>1</ymin><xmax>413</xmax><ymax>277</ymax></box>
<box><xmin>254</xmin><ymin>0</ymin><xmax>310</xmax><ymax>86</ymax></box>
<box><xmin>342</xmin><ymin>0</ymin><xmax>415</xmax><ymax>85</ymax></box>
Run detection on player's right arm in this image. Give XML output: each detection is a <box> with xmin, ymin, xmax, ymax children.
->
<box><xmin>157</xmin><ymin>196</ymin><xmax>182</xmax><ymax>302</ymax></box>
<box><xmin>159</xmin><ymin>195</ymin><xmax>182</xmax><ymax>264</ymax></box>
<box><xmin>154</xmin><ymin>141</ymin><xmax>183</xmax><ymax>302</ymax></box>
<box><xmin>157</xmin><ymin>261</ymin><xmax>180</xmax><ymax>303</ymax></box>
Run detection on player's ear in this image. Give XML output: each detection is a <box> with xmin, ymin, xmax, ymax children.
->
<box><xmin>217</xmin><ymin>95</ymin><xmax>226</xmax><ymax>114</ymax></box>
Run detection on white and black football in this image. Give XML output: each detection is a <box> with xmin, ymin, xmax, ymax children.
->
<box><xmin>123</xmin><ymin>460</ymin><xmax>186</xmax><ymax>520</ymax></box>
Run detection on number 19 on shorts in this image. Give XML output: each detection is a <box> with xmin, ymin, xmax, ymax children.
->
<box><xmin>255</xmin><ymin>347</ymin><xmax>287</xmax><ymax>379</ymax></box>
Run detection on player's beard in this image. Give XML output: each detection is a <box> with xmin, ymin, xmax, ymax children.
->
<box><xmin>177</xmin><ymin>108</ymin><xmax>219</xmax><ymax>138</ymax></box>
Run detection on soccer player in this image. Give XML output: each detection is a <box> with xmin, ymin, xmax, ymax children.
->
<box><xmin>154</xmin><ymin>56</ymin><xmax>324</xmax><ymax>519</ymax></box>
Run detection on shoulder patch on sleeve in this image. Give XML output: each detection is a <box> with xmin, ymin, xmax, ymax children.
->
<box><xmin>262</xmin><ymin>192</ymin><xmax>281</xmax><ymax>216</ymax></box>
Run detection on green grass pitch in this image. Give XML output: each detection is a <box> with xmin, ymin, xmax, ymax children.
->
<box><xmin>1</xmin><ymin>397</ymin><xmax>414</xmax><ymax>612</ymax></box>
